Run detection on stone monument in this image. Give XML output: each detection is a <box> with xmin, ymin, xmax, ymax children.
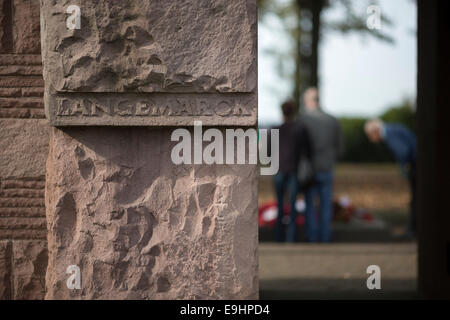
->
<box><xmin>41</xmin><ymin>0</ymin><xmax>258</xmax><ymax>299</ymax></box>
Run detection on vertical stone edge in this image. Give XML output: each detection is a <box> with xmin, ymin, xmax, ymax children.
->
<box><xmin>0</xmin><ymin>240</ymin><xmax>13</xmax><ymax>299</ymax></box>
<box><xmin>0</xmin><ymin>0</ymin><xmax>13</xmax><ymax>53</ymax></box>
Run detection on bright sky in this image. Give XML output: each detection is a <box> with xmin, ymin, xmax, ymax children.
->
<box><xmin>258</xmin><ymin>0</ymin><xmax>417</xmax><ymax>125</ymax></box>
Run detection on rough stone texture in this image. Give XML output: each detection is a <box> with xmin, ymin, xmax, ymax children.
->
<box><xmin>40</xmin><ymin>0</ymin><xmax>257</xmax><ymax>126</ymax></box>
<box><xmin>45</xmin><ymin>127</ymin><xmax>258</xmax><ymax>299</ymax></box>
<box><xmin>0</xmin><ymin>241</ymin><xmax>12</xmax><ymax>299</ymax></box>
<box><xmin>12</xmin><ymin>0</ymin><xmax>41</xmax><ymax>53</ymax></box>
<box><xmin>0</xmin><ymin>119</ymin><xmax>48</xmax><ymax>301</ymax></box>
<box><xmin>12</xmin><ymin>240</ymin><xmax>47</xmax><ymax>299</ymax></box>
<box><xmin>0</xmin><ymin>240</ymin><xmax>46</xmax><ymax>300</ymax></box>
<box><xmin>0</xmin><ymin>119</ymin><xmax>49</xmax><ymax>178</ymax></box>
<box><xmin>41</xmin><ymin>0</ymin><xmax>256</xmax><ymax>93</ymax></box>
<box><xmin>43</xmin><ymin>0</ymin><xmax>258</xmax><ymax>299</ymax></box>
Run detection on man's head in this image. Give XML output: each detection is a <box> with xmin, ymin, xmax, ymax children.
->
<box><xmin>281</xmin><ymin>100</ymin><xmax>297</xmax><ymax>122</ymax></box>
<box><xmin>303</xmin><ymin>87</ymin><xmax>320</xmax><ymax>111</ymax></box>
<box><xmin>364</xmin><ymin>119</ymin><xmax>384</xmax><ymax>143</ymax></box>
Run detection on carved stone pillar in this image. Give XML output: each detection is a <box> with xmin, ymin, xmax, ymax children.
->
<box><xmin>41</xmin><ymin>0</ymin><xmax>258</xmax><ymax>299</ymax></box>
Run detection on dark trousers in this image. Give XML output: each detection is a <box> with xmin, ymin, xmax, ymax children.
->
<box><xmin>274</xmin><ymin>172</ymin><xmax>299</xmax><ymax>242</ymax></box>
<box><xmin>305</xmin><ymin>171</ymin><xmax>334</xmax><ymax>242</ymax></box>
<box><xmin>409</xmin><ymin>163</ymin><xmax>417</xmax><ymax>235</ymax></box>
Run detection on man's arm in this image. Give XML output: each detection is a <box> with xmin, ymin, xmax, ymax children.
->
<box><xmin>336</xmin><ymin>119</ymin><xmax>344</xmax><ymax>159</ymax></box>
<box><xmin>384</xmin><ymin>125</ymin><xmax>414</xmax><ymax>177</ymax></box>
<box><xmin>299</xmin><ymin>124</ymin><xmax>312</xmax><ymax>161</ymax></box>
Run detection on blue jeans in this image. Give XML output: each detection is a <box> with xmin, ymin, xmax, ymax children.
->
<box><xmin>274</xmin><ymin>172</ymin><xmax>299</xmax><ymax>242</ymax></box>
<box><xmin>305</xmin><ymin>171</ymin><xmax>334</xmax><ymax>242</ymax></box>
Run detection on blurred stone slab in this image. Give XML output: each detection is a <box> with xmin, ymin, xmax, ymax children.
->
<box><xmin>45</xmin><ymin>127</ymin><xmax>258</xmax><ymax>299</ymax></box>
<box><xmin>40</xmin><ymin>0</ymin><xmax>257</xmax><ymax>126</ymax></box>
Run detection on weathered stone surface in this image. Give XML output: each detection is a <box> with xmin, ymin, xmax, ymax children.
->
<box><xmin>40</xmin><ymin>0</ymin><xmax>257</xmax><ymax>126</ymax></box>
<box><xmin>0</xmin><ymin>53</ymin><xmax>42</xmax><ymax>65</ymax></box>
<box><xmin>48</xmin><ymin>92</ymin><xmax>256</xmax><ymax>126</ymax></box>
<box><xmin>41</xmin><ymin>0</ymin><xmax>256</xmax><ymax>93</ymax></box>
<box><xmin>45</xmin><ymin>127</ymin><xmax>258</xmax><ymax>299</ymax></box>
<box><xmin>43</xmin><ymin>0</ymin><xmax>259</xmax><ymax>299</ymax></box>
<box><xmin>0</xmin><ymin>119</ymin><xmax>48</xmax><ymax>178</ymax></box>
<box><xmin>0</xmin><ymin>241</ymin><xmax>47</xmax><ymax>300</ymax></box>
<box><xmin>0</xmin><ymin>241</ymin><xmax>12</xmax><ymax>299</ymax></box>
<box><xmin>12</xmin><ymin>0</ymin><xmax>41</xmax><ymax>53</ymax></box>
<box><xmin>12</xmin><ymin>240</ymin><xmax>47</xmax><ymax>299</ymax></box>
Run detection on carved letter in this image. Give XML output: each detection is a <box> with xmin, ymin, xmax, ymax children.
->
<box><xmin>57</xmin><ymin>99</ymin><xmax>73</xmax><ymax>116</ymax></box>
<box><xmin>215</xmin><ymin>100</ymin><xmax>232</xmax><ymax>117</ymax></box>
<box><xmin>136</xmin><ymin>102</ymin><xmax>150</xmax><ymax>116</ymax></box>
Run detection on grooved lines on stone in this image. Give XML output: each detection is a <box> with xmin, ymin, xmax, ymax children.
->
<box><xmin>0</xmin><ymin>178</ymin><xmax>46</xmax><ymax>240</ymax></box>
<box><xmin>0</xmin><ymin>53</ymin><xmax>44</xmax><ymax>119</ymax></box>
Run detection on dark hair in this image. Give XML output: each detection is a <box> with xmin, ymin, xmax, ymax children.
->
<box><xmin>281</xmin><ymin>100</ymin><xmax>297</xmax><ymax>118</ymax></box>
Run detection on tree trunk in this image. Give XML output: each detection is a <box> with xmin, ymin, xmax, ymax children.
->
<box><xmin>310</xmin><ymin>0</ymin><xmax>322</xmax><ymax>89</ymax></box>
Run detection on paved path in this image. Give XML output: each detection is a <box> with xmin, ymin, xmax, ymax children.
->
<box><xmin>259</xmin><ymin>242</ymin><xmax>418</xmax><ymax>299</ymax></box>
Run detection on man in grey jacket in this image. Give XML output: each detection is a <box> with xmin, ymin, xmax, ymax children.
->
<box><xmin>300</xmin><ymin>87</ymin><xmax>343</xmax><ymax>242</ymax></box>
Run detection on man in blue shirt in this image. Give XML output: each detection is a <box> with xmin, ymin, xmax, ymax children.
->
<box><xmin>365</xmin><ymin>119</ymin><xmax>417</xmax><ymax>236</ymax></box>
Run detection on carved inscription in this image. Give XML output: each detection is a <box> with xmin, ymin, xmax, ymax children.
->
<box><xmin>48</xmin><ymin>93</ymin><xmax>256</xmax><ymax>126</ymax></box>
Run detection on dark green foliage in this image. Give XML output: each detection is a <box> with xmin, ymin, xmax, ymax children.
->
<box><xmin>339</xmin><ymin>117</ymin><xmax>394</xmax><ymax>162</ymax></box>
<box><xmin>339</xmin><ymin>100</ymin><xmax>416</xmax><ymax>162</ymax></box>
<box><xmin>380</xmin><ymin>103</ymin><xmax>416</xmax><ymax>132</ymax></box>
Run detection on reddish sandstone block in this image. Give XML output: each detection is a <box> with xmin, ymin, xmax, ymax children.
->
<box><xmin>0</xmin><ymin>188</ymin><xmax>44</xmax><ymax>198</ymax></box>
<box><xmin>21</xmin><ymin>87</ymin><xmax>43</xmax><ymax>97</ymax></box>
<box><xmin>0</xmin><ymin>229</ymin><xmax>46</xmax><ymax>240</ymax></box>
<box><xmin>1</xmin><ymin>179</ymin><xmax>45</xmax><ymax>189</ymax></box>
<box><xmin>0</xmin><ymin>88</ymin><xmax>21</xmax><ymax>97</ymax></box>
<box><xmin>0</xmin><ymin>76</ymin><xmax>44</xmax><ymax>87</ymax></box>
<box><xmin>29</xmin><ymin>108</ymin><xmax>45</xmax><ymax>118</ymax></box>
<box><xmin>0</xmin><ymin>197</ymin><xmax>44</xmax><ymax>207</ymax></box>
<box><xmin>0</xmin><ymin>207</ymin><xmax>45</xmax><ymax>218</ymax></box>
<box><xmin>0</xmin><ymin>119</ymin><xmax>48</xmax><ymax>178</ymax></box>
<box><xmin>0</xmin><ymin>97</ymin><xmax>44</xmax><ymax>108</ymax></box>
<box><xmin>0</xmin><ymin>217</ymin><xmax>46</xmax><ymax>231</ymax></box>
<box><xmin>12</xmin><ymin>240</ymin><xmax>47</xmax><ymax>299</ymax></box>
<box><xmin>0</xmin><ymin>108</ymin><xmax>30</xmax><ymax>118</ymax></box>
<box><xmin>12</xmin><ymin>0</ymin><xmax>41</xmax><ymax>53</ymax></box>
<box><xmin>0</xmin><ymin>65</ymin><xmax>42</xmax><ymax>76</ymax></box>
<box><xmin>0</xmin><ymin>54</ymin><xmax>42</xmax><ymax>65</ymax></box>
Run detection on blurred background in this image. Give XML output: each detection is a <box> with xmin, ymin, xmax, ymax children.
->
<box><xmin>257</xmin><ymin>0</ymin><xmax>418</xmax><ymax>299</ymax></box>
